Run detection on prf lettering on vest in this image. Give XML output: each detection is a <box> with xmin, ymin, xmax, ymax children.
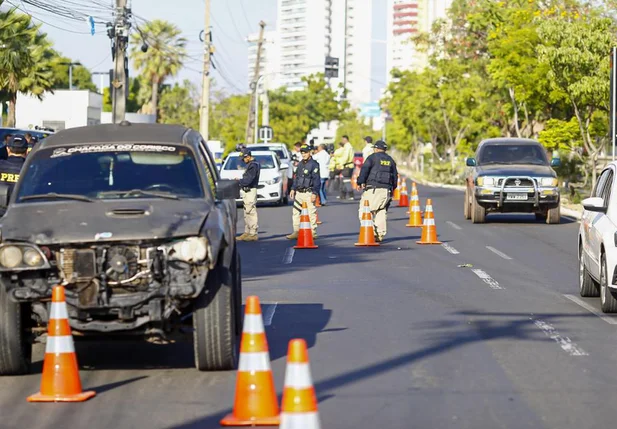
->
<box><xmin>380</xmin><ymin>160</ymin><xmax>391</xmax><ymax>166</ymax></box>
<box><xmin>0</xmin><ymin>173</ymin><xmax>18</xmax><ymax>182</ymax></box>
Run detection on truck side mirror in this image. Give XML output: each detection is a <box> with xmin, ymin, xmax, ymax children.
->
<box><xmin>466</xmin><ymin>158</ymin><xmax>477</xmax><ymax>167</ymax></box>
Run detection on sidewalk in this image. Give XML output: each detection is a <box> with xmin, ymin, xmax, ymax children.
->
<box><xmin>398</xmin><ymin>167</ymin><xmax>583</xmax><ymax>221</ymax></box>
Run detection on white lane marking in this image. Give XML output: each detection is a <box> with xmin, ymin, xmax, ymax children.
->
<box><xmin>262</xmin><ymin>303</ymin><xmax>278</xmax><ymax>326</ymax></box>
<box><xmin>563</xmin><ymin>294</ymin><xmax>617</xmax><ymax>325</ymax></box>
<box><xmin>446</xmin><ymin>221</ymin><xmax>462</xmax><ymax>230</ymax></box>
<box><xmin>442</xmin><ymin>243</ymin><xmax>460</xmax><ymax>254</ymax></box>
<box><xmin>486</xmin><ymin>246</ymin><xmax>512</xmax><ymax>260</ymax></box>
<box><xmin>532</xmin><ymin>318</ymin><xmax>588</xmax><ymax>356</ymax></box>
<box><xmin>471</xmin><ymin>269</ymin><xmax>503</xmax><ymax>290</ymax></box>
<box><xmin>282</xmin><ymin>247</ymin><xmax>295</xmax><ymax>264</ymax></box>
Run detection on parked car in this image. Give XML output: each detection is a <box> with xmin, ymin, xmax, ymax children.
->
<box><xmin>248</xmin><ymin>142</ymin><xmax>294</xmax><ymax>186</ymax></box>
<box><xmin>0</xmin><ymin>122</ymin><xmax>242</xmax><ymax>374</ymax></box>
<box><xmin>354</xmin><ymin>152</ymin><xmax>363</xmax><ymax>168</ymax></box>
<box><xmin>579</xmin><ymin>162</ymin><xmax>617</xmax><ymax>312</ymax></box>
<box><xmin>464</xmin><ymin>138</ymin><xmax>561</xmax><ymax>224</ymax></box>
<box><xmin>220</xmin><ymin>150</ymin><xmax>289</xmax><ymax>205</ymax></box>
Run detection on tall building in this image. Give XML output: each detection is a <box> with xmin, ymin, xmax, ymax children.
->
<box><xmin>247</xmin><ymin>31</ymin><xmax>280</xmax><ymax>91</ymax></box>
<box><xmin>263</xmin><ymin>0</ymin><xmax>372</xmax><ymax>107</ymax></box>
<box><xmin>386</xmin><ymin>0</ymin><xmax>453</xmax><ymax>85</ymax></box>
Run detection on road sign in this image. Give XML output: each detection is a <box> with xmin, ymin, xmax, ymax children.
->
<box><xmin>259</xmin><ymin>126</ymin><xmax>274</xmax><ymax>142</ymax></box>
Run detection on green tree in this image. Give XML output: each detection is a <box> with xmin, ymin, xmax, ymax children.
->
<box><xmin>335</xmin><ymin>116</ymin><xmax>381</xmax><ymax>149</ymax></box>
<box><xmin>158</xmin><ymin>80</ymin><xmax>200</xmax><ymax>129</ymax></box>
<box><xmin>0</xmin><ymin>5</ymin><xmax>53</xmax><ymax>127</ymax></box>
<box><xmin>49</xmin><ymin>54</ymin><xmax>97</xmax><ymax>91</ymax></box>
<box><xmin>103</xmin><ymin>77</ymin><xmax>144</xmax><ymax>113</ymax></box>
<box><xmin>209</xmin><ymin>94</ymin><xmax>251</xmax><ymax>153</ymax></box>
<box><xmin>537</xmin><ymin>11</ymin><xmax>615</xmax><ymax>185</ymax></box>
<box><xmin>130</xmin><ymin>20</ymin><xmax>187</xmax><ymax>118</ymax></box>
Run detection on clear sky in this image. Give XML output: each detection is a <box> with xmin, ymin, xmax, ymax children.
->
<box><xmin>6</xmin><ymin>0</ymin><xmax>387</xmax><ymax>100</ymax></box>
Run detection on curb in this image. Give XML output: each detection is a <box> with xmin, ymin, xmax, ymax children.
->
<box><xmin>399</xmin><ymin>169</ymin><xmax>583</xmax><ymax>221</ymax></box>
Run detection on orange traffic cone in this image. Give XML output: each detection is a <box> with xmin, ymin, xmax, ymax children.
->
<box><xmin>27</xmin><ymin>285</ymin><xmax>96</xmax><ymax>403</ymax></box>
<box><xmin>316</xmin><ymin>209</ymin><xmax>323</xmax><ymax>225</ymax></box>
<box><xmin>315</xmin><ymin>195</ymin><xmax>322</xmax><ymax>207</ymax></box>
<box><xmin>295</xmin><ymin>202</ymin><xmax>318</xmax><ymax>249</ymax></box>
<box><xmin>355</xmin><ymin>199</ymin><xmax>380</xmax><ymax>246</ymax></box>
<box><xmin>392</xmin><ymin>175</ymin><xmax>401</xmax><ymax>201</ymax></box>
<box><xmin>221</xmin><ymin>296</ymin><xmax>280</xmax><ymax>426</ymax></box>
<box><xmin>398</xmin><ymin>179</ymin><xmax>409</xmax><ymax>207</ymax></box>
<box><xmin>281</xmin><ymin>339</ymin><xmax>321</xmax><ymax>429</ymax></box>
<box><xmin>406</xmin><ymin>184</ymin><xmax>423</xmax><ymax>227</ymax></box>
<box><xmin>417</xmin><ymin>199</ymin><xmax>442</xmax><ymax>245</ymax></box>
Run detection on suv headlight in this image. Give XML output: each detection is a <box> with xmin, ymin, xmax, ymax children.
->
<box><xmin>170</xmin><ymin>237</ymin><xmax>209</xmax><ymax>263</ymax></box>
<box><xmin>0</xmin><ymin>244</ymin><xmax>49</xmax><ymax>270</ymax></box>
<box><xmin>539</xmin><ymin>177</ymin><xmax>558</xmax><ymax>187</ymax></box>
<box><xmin>264</xmin><ymin>177</ymin><xmax>281</xmax><ymax>185</ymax></box>
<box><xmin>477</xmin><ymin>176</ymin><xmax>496</xmax><ymax>186</ymax></box>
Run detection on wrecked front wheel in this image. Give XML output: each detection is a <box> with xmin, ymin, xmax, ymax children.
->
<box><xmin>193</xmin><ymin>258</ymin><xmax>239</xmax><ymax>371</ymax></box>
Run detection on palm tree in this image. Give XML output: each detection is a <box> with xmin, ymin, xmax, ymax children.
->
<box><xmin>0</xmin><ymin>6</ymin><xmax>38</xmax><ymax>126</ymax></box>
<box><xmin>131</xmin><ymin>20</ymin><xmax>187</xmax><ymax>118</ymax></box>
<box><xmin>18</xmin><ymin>32</ymin><xmax>54</xmax><ymax>102</ymax></box>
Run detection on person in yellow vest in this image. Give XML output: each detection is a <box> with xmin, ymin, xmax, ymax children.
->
<box><xmin>339</xmin><ymin>135</ymin><xmax>355</xmax><ymax>200</ymax></box>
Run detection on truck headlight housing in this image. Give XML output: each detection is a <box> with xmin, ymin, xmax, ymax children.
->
<box><xmin>0</xmin><ymin>244</ymin><xmax>49</xmax><ymax>270</ymax></box>
<box><xmin>540</xmin><ymin>177</ymin><xmax>559</xmax><ymax>187</ymax></box>
<box><xmin>170</xmin><ymin>237</ymin><xmax>209</xmax><ymax>263</ymax></box>
<box><xmin>477</xmin><ymin>176</ymin><xmax>495</xmax><ymax>186</ymax></box>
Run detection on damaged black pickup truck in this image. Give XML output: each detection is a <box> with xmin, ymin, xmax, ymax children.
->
<box><xmin>0</xmin><ymin>122</ymin><xmax>242</xmax><ymax>374</ymax></box>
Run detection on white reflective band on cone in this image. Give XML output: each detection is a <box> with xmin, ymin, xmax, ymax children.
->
<box><xmin>45</xmin><ymin>335</ymin><xmax>75</xmax><ymax>354</ymax></box>
<box><xmin>283</xmin><ymin>363</ymin><xmax>314</xmax><ymax>389</ymax></box>
<box><xmin>300</xmin><ymin>222</ymin><xmax>312</xmax><ymax>229</ymax></box>
<box><xmin>49</xmin><ymin>302</ymin><xmax>69</xmax><ymax>320</ymax></box>
<box><xmin>281</xmin><ymin>412</ymin><xmax>321</xmax><ymax>429</ymax></box>
<box><xmin>411</xmin><ymin>195</ymin><xmax>418</xmax><ymax>201</ymax></box>
<box><xmin>424</xmin><ymin>218</ymin><xmax>435</xmax><ymax>226</ymax></box>
<box><xmin>301</xmin><ymin>210</ymin><xmax>308</xmax><ymax>215</ymax></box>
<box><xmin>243</xmin><ymin>314</ymin><xmax>265</xmax><ymax>334</ymax></box>
<box><xmin>238</xmin><ymin>351</ymin><xmax>272</xmax><ymax>371</ymax></box>
<box><xmin>361</xmin><ymin>220</ymin><xmax>373</xmax><ymax>227</ymax></box>
<box><xmin>412</xmin><ymin>206</ymin><xmax>420</xmax><ymax>212</ymax></box>
<box><xmin>426</xmin><ymin>206</ymin><xmax>433</xmax><ymax>211</ymax></box>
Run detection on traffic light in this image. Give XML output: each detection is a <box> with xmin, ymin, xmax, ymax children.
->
<box><xmin>325</xmin><ymin>56</ymin><xmax>339</xmax><ymax>78</ymax></box>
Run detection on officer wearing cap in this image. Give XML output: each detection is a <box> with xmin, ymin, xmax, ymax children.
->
<box><xmin>356</xmin><ymin>140</ymin><xmax>398</xmax><ymax>242</ymax></box>
<box><xmin>237</xmin><ymin>148</ymin><xmax>261</xmax><ymax>242</ymax></box>
<box><xmin>0</xmin><ymin>135</ymin><xmax>27</xmax><ymax>190</ymax></box>
<box><xmin>287</xmin><ymin>144</ymin><xmax>320</xmax><ymax>240</ymax></box>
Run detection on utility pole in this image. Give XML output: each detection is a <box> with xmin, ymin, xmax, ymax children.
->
<box><xmin>245</xmin><ymin>21</ymin><xmax>266</xmax><ymax>144</ymax></box>
<box><xmin>109</xmin><ymin>0</ymin><xmax>131</xmax><ymax>124</ymax></box>
<box><xmin>199</xmin><ymin>0</ymin><xmax>211</xmax><ymax>140</ymax></box>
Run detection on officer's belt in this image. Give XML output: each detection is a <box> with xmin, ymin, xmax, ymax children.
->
<box><xmin>296</xmin><ymin>188</ymin><xmax>311</xmax><ymax>193</ymax></box>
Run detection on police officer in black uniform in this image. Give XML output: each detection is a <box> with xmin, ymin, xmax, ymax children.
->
<box><xmin>0</xmin><ymin>135</ymin><xmax>28</xmax><ymax>190</ymax></box>
<box><xmin>356</xmin><ymin>140</ymin><xmax>398</xmax><ymax>242</ymax></box>
<box><xmin>237</xmin><ymin>148</ymin><xmax>261</xmax><ymax>242</ymax></box>
<box><xmin>286</xmin><ymin>144</ymin><xmax>320</xmax><ymax>240</ymax></box>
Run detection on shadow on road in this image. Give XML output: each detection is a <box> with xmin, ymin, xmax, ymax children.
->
<box><xmin>161</xmin><ymin>310</ymin><xmax>597</xmax><ymax>429</ymax></box>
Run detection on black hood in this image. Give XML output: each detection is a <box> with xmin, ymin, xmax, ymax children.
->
<box><xmin>0</xmin><ymin>199</ymin><xmax>211</xmax><ymax>245</ymax></box>
<box><xmin>476</xmin><ymin>164</ymin><xmax>556</xmax><ymax>178</ymax></box>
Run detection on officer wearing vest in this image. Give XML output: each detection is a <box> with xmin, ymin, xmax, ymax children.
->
<box><xmin>237</xmin><ymin>148</ymin><xmax>260</xmax><ymax>242</ymax></box>
<box><xmin>356</xmin><ymin>140</ymin><xmax>398</xmax><ymax>242</ymax></box>
<box><xmin>287</xmin><ymin>144</ymin><xmax>320</xmax><ymax>240</ymax></box>
<box><xmin>0</xmin><ymin>135</ymin><xmax>27</xmax><ymax>190</ymax></box>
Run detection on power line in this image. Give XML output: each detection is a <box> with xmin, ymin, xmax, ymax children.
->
<box><xmin>7</xmin><ymin>0</ymin><xmax>100</xmax><ymax>34</ymax></box>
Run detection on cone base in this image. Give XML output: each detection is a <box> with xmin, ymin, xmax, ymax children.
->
<box><xmin>406</xmin><ymin>224</ymin><xmax>423</xmax><ymax>228</ymax></box>
<box><xmin>355</xmin><ymin>242</ymin><xmax>380</xmax><ymax>246</ymax></box>
<box><xmin>220</xmin><ymin>413</ymin><xmax>281</xmax><ymax>426</ymax></box>
<box><xmin>27</xmin><ymin>390</ymin><xmax>96</xmax><ymax>403</ymax></box>
<box><xmin>416</xmin><ymin>240</ymin><xmax>443</xmax><ymax>245</ymax></box>
<box><xmin>294</xmin><ymin>245</ymin><xmax>318</xmax><ymax>249</ymax></box>
<box><xmin>317</xmin><ymin>222</ymin><xmax>323</xmax><ymax>225</ymax></box>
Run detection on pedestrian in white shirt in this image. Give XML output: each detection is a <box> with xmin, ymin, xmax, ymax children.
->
<box><xmin>313</xmin><ymin>143</ymin><xmax>331</xmax><ymax>205</ymax></box>
<box><xmin>362</xmin><ymin>136</ymin><xmax>374</xmax><ymax>162</ymax></box>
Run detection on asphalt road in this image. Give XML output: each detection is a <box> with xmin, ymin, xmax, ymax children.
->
<box><xmin>1</xmin><ymin>181</ymin><xmax>615</xmax><ymax>429</ymax></box>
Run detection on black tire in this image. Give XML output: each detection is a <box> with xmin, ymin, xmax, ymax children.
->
<box><xmin>579</xmin><ymin>245</ymin><xmax>599</xmax><ymax>297</ymax></box>
<box><xmin>464</xmin><ymin>186</ymin><xmax>471</xmax><ymax>220</ymax></box>
<box><xmin>600</xmin><ymin>252</ymin><xmax>617</xmax><ymax>313</ymax></box>
<box><xmin>0</xmin><ymin>284</ymin><xmax>32</xmax><ymax>375</ymax></box>
<box><xmin>193</xmin><ymin>254</ymin><xmax>239</xmax><ymax>371</ymax></box>
<box><xmin>547</xmin><ymin>206</ymin><xmax>561</xmax><ymax>224</ymax></box>
<box><xmin>471</xmin><ymin>197</ymin><xmax>486</xmax><ymax>224</ymax></box>
<box><xmin>232</xmin><ymin>247</ymin><xmax>242</xmax><ymax>337</ymax></box>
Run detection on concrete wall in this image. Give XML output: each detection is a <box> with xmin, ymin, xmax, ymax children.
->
<box><xmin>16</xmin><ymin>90</ymin><xmax>102</xmax><ymax>130</ymax></box>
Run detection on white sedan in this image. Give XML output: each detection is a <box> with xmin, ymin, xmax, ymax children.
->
<box><xmin>579</xmin><ymin>162</ymin><xmax>617</xmax><ymax>312</ymax></box>
<box><xmin>220</xmin><ymin>150</ymin><xmax>289</xmax><ymax>205</ymax></box>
